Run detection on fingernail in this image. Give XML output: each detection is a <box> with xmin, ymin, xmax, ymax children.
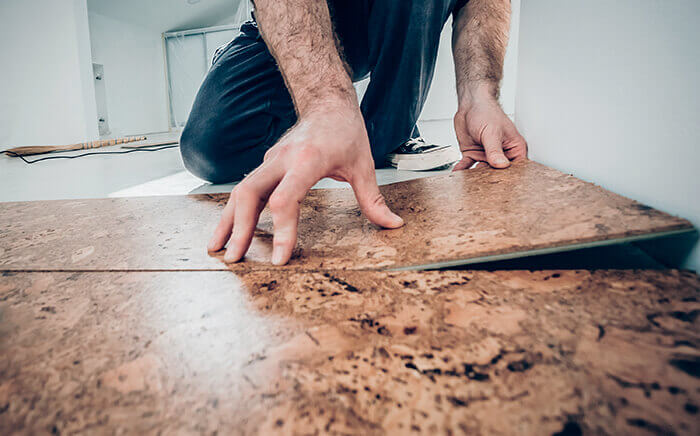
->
<box><xmin>389</xmin><ymin>212</ymin><xmax>404</xmax><ymax>227</ymax></box>
<box><xmin>496</xmin><ymin>157</ymin><xmax>509</xmax><ymax>165</ymax></box>
<box><xmin>271</xmin><ymin>248</ymin><xmax>285</xmax><ymax>266</ymax></box>
<box><xmin>223</xmin><ymin>249</ymin><xmax>237</xmax><ymax>263</ymax></box>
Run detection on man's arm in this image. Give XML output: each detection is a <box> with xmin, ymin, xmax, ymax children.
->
<box><xmin>253</xmin><ymin>0</ymin><xmax>355</xmax><ymax>114</ymax></box>
<box><xmin>452</xmin><ymin>0</ymin><xmax>527</xmax><ymax>170</ymax></box>
<box><xmin>208</xmin><ymin>0</ymin><xmax>403</xmax><ymax>266</ymax></box>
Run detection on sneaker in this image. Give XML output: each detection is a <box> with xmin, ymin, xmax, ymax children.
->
<box><xmin>387</xmin><ymin>137</ymin><xmax>463</xmax><ymax>171</ymax></box>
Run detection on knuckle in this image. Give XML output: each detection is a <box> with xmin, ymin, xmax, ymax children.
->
<box><xmin>273</xmin><ymin>234</ymin><xmax>294</xmax><ymax>247</ymax></box>
<box><xmin>223</xmin><ymin>195</ymin><xmax>236</xmax><ymax>210</ymax></box>
<box><xmin>369</xmin><ymin>192</ymin><xmax>387</xmax><ymax>208</ymax></box>
<box><xmin>232</xmin><ymin>183</ymin><xmax>253</xmax><ymax>203</ymax></box>
<box><xmin>277</xmin><ymin>142</ymin><xmax>293</xmax><ymax>156</ymax></box>
<box><xmin>230</xmin><ymin>234</ymin><xmax>248</xmax><ymax>246</ymax></box>
<box><xmin>263</xmin><ymin>148</ymin><xmax>276</xmax><ymax>161</ymax></box>
<box><xmin>231</xmin><ymin>185</ymin><xmax>243</xmax><ymax>199</ymax></box>
<box><xmin>268</xmin><ymin>193</ymin><xmax>293</xmax><ymax>213</ymax></box>
<box><xmin>231</xmin><ymin>186</ymin><xmax>242</xmax><ymax>201</ymax></box>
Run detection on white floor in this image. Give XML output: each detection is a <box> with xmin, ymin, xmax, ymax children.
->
<box><xmin>0</xmin><ymin>120</ymin><xmax>457</xmax><ymax>203</ymax></box>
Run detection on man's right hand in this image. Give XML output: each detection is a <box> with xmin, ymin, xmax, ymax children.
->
<box><xmin>209</xmin><ymin>1</ymin><xmax>403</xmax><ymax>265</ymax></box>
<box><xmin>207</xmin><ymin>101</ymin><xmax>404</xmax><ymax>266</ymax></box>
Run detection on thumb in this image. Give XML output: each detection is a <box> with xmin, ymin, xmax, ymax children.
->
<box><xmin>482</xmin><ymin>128</ymin><xmax>510</xmax><ymax>169</ymax></box>
<box><xmin>351</xmin><ymin>167</ymin><xmax>404</xmax><ymax>229</ymax></box>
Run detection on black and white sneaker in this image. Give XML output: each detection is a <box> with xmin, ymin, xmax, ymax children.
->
<box><xmin>387</xmin><ymin>137</ymin><xmax>462</xmax><ymax>171</ymax></box>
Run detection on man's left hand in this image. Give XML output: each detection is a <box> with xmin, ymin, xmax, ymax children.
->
<box><xmin>453</xmin><ymin>99</ymin><xmax>528</xmax><ymax>170</ymax></box>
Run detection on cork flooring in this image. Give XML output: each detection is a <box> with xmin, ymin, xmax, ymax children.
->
<box><xmin>1</xmin><ymin>161</ymin><xmax>699</xmax><ymax>435</ymax></box>
<box><xmin>1</xmin><ymin>269</ymin><xmax>699</xmax><ymax>434</ymax></box>
<box><xmin>0</xmin><ymin>161</ymin><xmax>693</xmax><ymax>271</ymax></box>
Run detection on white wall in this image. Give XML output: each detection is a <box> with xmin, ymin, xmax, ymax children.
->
<box><xmin>0</xmin><ymin>0</ymin><xmax>98</xmax><ymax>147</ymax></box>
<box><xmin>88</xmin><ymin>12</ymin><xmax>170</xmax><ymax>136</ymax></box>
<box><xmin>86</xmin><ymin>1</ymin><xmax>249</xmax><ymax>136</ymax></box>
<box><xmin>516</xmin><ymin>0</ymin><xmax>700</xmax><ymax>271</ymax></box>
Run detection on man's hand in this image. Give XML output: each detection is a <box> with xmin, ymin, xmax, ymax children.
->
<box><xmin>451</xmin><ymin>0</ymin><xmax>527</xmax><ymax>170</ymax></box>
<box><xmin>208</xmin><ymin>102</ymin><xmax>404</xmax><ymax>266</ymax></box>
<box><xmin>453</xmin><ymin>93</ymin><xmax>527</xmax><ymax>170</ymax></box>
<box><xmin>208</xmin><ymin>0</ymin><xmax>402</xmax><ymax>265</ymax></box>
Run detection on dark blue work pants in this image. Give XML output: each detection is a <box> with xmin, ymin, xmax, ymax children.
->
<box><xmin>180</xmin><ymin>0</ymin><xmax>465</xmax><ymax>183</ymax></box>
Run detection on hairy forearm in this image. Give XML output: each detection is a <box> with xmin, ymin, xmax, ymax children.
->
<box><xmin>252</xmin><ymin>0</ymin><xmax>357</xmax><ymax>115</ymax></box>
<box><xmin>452</xmin><ymin>0</ymin><xmax>511</xmax><ymax>105</ymax></box>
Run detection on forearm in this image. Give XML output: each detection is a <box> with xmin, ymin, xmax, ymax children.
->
<box><xmin>252</xmin><ymin>0</ymin><xmax>357</xmax><ymax>115</ymax></box>
<box><xmin>452</xmin><ymin>0</ymin><xmax>511</xmax><ymax>107</ymax></box>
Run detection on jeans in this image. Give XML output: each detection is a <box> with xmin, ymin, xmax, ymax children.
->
<box><xmin>180</xmin><ymin>0</ymin><xmax>463</xmax><ymax>183</ymax></box>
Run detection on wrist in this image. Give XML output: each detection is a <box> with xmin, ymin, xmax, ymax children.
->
<box><xmin>294</xmin><ymin>67</ymin><xmax>358</xmax><ymax>117</ymax></box>
<box><xmin>298</xmin><ymin>90</ymin><xmax>359</xmax><ymax>118</ymax></box>
<box><xmin>457</xmin><ymin>81</ymin><xmax>500</xmax><ymax>111</ymax></box>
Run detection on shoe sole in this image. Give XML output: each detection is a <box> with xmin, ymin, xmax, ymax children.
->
<box><xmin>388</xmin><ymin>145</ymin><xmax>462</xmax><ymax>171</ymax></box>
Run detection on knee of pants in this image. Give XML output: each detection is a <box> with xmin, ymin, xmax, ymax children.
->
<box><xmin>179</xmin><ymin>127</ymin><xmax>223</xmax><ymax>185</ymax></box>
<box><xmin>180</xmin><ymin>117</ymin><xmax>267</xmax><ymax>185</ymax></box>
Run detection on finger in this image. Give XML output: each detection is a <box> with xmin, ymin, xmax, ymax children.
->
<box><xmin>224</xmin><ymin>163</ymin><xmax>283</xmax><ymax>263</ymax></box>
<box><xmin>453</xmin><ymin>155</ymin><xmax>476</xmax><ymax>171</ymax></box>
<box><xmin>502</xmin><ymin>124</ymin><xmax>528</xmax><ymax>161</ymax></box>
<box><xmin>268</xmin><ymin>171</ymin><xmax>318</xmax><ymax>265</ymax></box>
<box><xmin>503</xmin><ymin>136</ymin><xmax>528</xmax><ymax>161</ymax></box>
<box><xmin>505</xmin><ymin>146</ymin><xmax>527</xmax><ymax>161</ymax></box>
<box><xmin>481</xmin><ymin>129</ymin><xmax>510</xmax><ymax>169</ymax></box>
<box><xmin>223</xmin><ymin>187</ymin><xmax>266</xmax><ymax>263</ymax></box>
<box><xmin>208</xmin><ymin>194</ymin><xmax>235</xmax><ymax>252</ymax></box>
<box><xmin>351</xmin><ymin>164</ymin><xmax>404</xmax><ymax>229</ymax></box>
<box><xmin>210</xmin><ymin>161</ymin><xmax>281</xmax><ymax>252</ymax></box>
<box><xmin>513</xmin><ymin>135</ymin><xmax>529</xmax><ymax>161</ymax></box>
<box><xmin>474</xmin><ymin>161</ymin><xmax>490</xmax><ymax>169</ymax></box>
<box><xmin>481</xmin><ymin>128</ymin><xmax>510</xmax><ymax>169</ymax></box>
<box><xmin>463</xmin><ymin>150</ymin><xmax>488</xmax><ymax>163</ymax></box>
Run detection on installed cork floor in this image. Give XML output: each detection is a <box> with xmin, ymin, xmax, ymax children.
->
<box><xmin>1</xmin><ymin>160</ymin><xmax>698</xmax><ymax>435</ymax></box>
<box><xmin>1</xmin><ymin>270</ymin><xmax>699</xmax><ymax>434</ymax></box>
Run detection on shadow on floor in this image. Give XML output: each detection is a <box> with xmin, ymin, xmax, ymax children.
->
<box><xmin>448</xmin><ymin>243</ymin><xmax>667</xmax><ymax>271</ymax></box>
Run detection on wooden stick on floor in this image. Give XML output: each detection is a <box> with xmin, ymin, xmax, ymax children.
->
<box><xmin>120</xmin><ymin>140</ymin><xmax>179</xmax><ymax>149</ymax></box>
<box><xmin>3</xmin><ymin>136</ymin><xmax>147</xmax><ymax>157</ymax></box>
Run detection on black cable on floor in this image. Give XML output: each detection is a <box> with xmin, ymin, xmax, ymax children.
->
<box><xmin>4</xmin><ymin>144</ymin><xmax>179</xmax><ymax>164</ymax></box>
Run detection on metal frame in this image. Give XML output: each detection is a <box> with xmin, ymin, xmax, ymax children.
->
<box><xmin>163</xmin><ymin>24</ymin><xmax>239</xmax><ymax>39</ymax></box>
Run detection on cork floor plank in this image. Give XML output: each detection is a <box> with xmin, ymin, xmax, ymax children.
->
<box><xmin>1</xmin><ymin>269</ymin><xmax>698</xmax><ymax>434</ymax></box>
<box><xmin>0</xmin><ymin>161</ymin><xmax>693</xmax><ymax>271</ymax></box>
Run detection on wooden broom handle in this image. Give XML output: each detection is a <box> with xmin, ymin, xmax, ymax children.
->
<box><xmin>3</xmin><ymin>136</ymin><xmax>148</xmax><ymax>157</ymax></box>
